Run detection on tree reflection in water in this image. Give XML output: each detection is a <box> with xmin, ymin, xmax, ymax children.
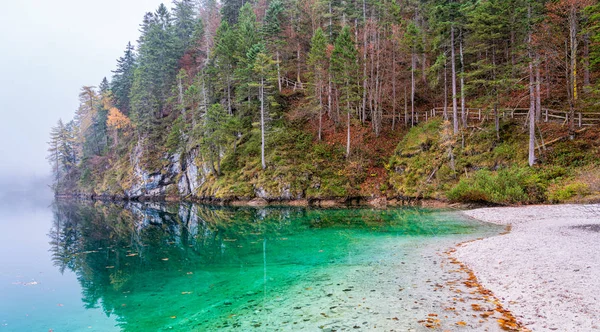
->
<box><xmin>48</xmin><ymin>201</ymin><xmax>477</xmax><ymax>330</ymax></box>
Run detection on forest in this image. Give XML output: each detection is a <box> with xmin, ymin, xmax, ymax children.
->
<box><xmin>48</xmin><ymin>0</ymin><xmax>600</xmax><ymax>205</ymax></box>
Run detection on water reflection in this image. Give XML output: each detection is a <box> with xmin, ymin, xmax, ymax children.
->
<box><xmin>48</xmin><ymin>201</ymin><xmax>483</xmax><ymax>331</ymax></box>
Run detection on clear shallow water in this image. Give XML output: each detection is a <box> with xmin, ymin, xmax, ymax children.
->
<box><xmin>0</xmin><ymin>201</ymin><xmax>503</xmax><ymax>331</ymax></box>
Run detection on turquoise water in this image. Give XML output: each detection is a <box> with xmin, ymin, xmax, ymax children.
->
<box><xmin>0</xmin><ymin>201</ymin><xmax>502</xmax><ymax>331</ymax></box>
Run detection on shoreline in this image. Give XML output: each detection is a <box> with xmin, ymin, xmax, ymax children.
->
<box><xmin>54</xmin><ymin>193</ymin><xmax>477</xmax><ymax>209</ymax></box>
<box><xmin>453</xmin><ymin>204</ymin><xmax>600</xmax><ymax>331</ymax></box>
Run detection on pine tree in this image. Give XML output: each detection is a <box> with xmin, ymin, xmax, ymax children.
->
<box><xmin>130</xmin><ymin>4</ymin><xmax>182</xmax><ymax>134</ymax></box>
<box><xmin>99</xmin><ymin>77</ymin><xmax>110</xmax><ymax>94</ymax></box>
<box><xmin>173</xmin><ymin>0</ymin><xmax>197</xmax><ymax>52</ymax></box>
<box><xmin>331</xmin><ymin>26</ymin><xmax>359</xmax><ymax>158</ymax></box>
<box><xmin>76</xmin><ymin>86</ymin><xmax>101</xmax><ymax>157</ymax></box>
<box><xmin>263</xmin><ymin>0</ymin><xmax>285</xmax><ymax>91</ymax></box>
<box><xmin>221</xmin><ymin>0</ymin><xmax>245</xmax><ymax>25</ymax></box>
<box><xmin>248</xmin><ymin>43</ymin><xmax>277</xmax><ymax>170</ymax></box>
<box><xmin>111</xmin><ymin>42</ymin><xmax>136</xmax><ymax>115</ymax></box>
<box><xmin>212</xmin><ymin>21</ymin><xmax>239</xmax><ymax>115</ymax></box>
<box><xmin>201</xmin><ymin>103</ymin><xmax>230</xmax><ymax>175</ymax></box>
<box><xmin>308</xmin><ymin>28</ymin><xmax>329</xmax><ymax>141</ymax></box>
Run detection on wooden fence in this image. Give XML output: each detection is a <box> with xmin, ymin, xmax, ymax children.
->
<box><xmin>389</xmin><ymin>107</ymin><xmax>600</xmax><ymax>128</ymax></box>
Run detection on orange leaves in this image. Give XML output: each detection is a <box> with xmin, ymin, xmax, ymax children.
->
<box><xmin>107</xmin><ymin>108</ymin><xmax>132</xmax><ymax>130</ymax></box>
<box><xmin>446</xmin><ymin>240</ymin><xmax>532</xmax><ymax>332</ymax></box>
<box><xmin>418</xmin><ymin>317</ymin><xmax>441</xmax><ymax>329</ymax></box>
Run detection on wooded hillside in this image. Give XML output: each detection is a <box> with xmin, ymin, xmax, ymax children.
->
<box><xmin>48</xmin><ymin>0</ymin><xmax>600</xmax><ymax>204</ymax></box>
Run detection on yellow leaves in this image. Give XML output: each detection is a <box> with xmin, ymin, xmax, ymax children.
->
<box><xmin>107</xmin><ymin>108</ymin><xmax>132</xmax><ymax>130</ymax></box>
<box><xmin>456</xmin><ymin>321</ymin><xmax>467</xmax><ymax>326</ymax></box>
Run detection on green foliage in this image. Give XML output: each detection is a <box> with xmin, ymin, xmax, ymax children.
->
<box><xmin>331</xmin><ymin>26</ymin><xmax>359</xmax><ymax>112</ymax></box>
<box><xmin>548</xmin><ymin>182</ymin><xmax>591</xmax><ymax>202</ymax></box>
<box><xmin>111</xmin><ymin>42</ymin><xmax>136</xmax><ymax>114</ymax></box>
<box><xmin>166</xmin><ymin>115</ymin><xmax>184</xmax><ymax>153</ymax></box>
<box><xmin>49</xmin><ymin>0</ymin><xmax>600</xmax><ymax>204</ymax></box>
<box><xmin>130</xmin><ymin>3</ymin><xmax>189</xmax><ymax>134</ymax></box>
<box><xmin>447</xmin><ymin>166</ymin><xmax>546</xmax><ymax>204</ymax></box>
<box><xmin>546</xmin><ymin>140</ymin><xmax>596</xmax><ymax>168</ymax></box>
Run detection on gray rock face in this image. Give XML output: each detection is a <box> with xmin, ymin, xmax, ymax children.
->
<box><xmin>176</xmin><ymin>149</ymin><xmax>203</xmax><ymax>196</ymax></box>
<box><xmin>254</xmin><ymin>179</ymin><xmax>301</xmax><ymax>201</ymax></box>
<box><xmin>114</xmin><ymin>140</ymin><xmax>307</xmax><ymax>202</ymax></box>
<box><xmin>123</xmin><ymin>144</ymin><xmax>210</xmax><ymax>199</ymax></box>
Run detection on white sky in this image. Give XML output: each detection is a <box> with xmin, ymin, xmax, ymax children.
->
<box><xmin>0</xmin><ymin>0</ymin><xmax>166</xmax><ymax>180</ymax></box>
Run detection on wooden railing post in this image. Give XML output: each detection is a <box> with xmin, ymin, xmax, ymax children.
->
<box><xmin>478</xmin><ymin>108</ymin><xmax>481</xmax><ymax>121</ymax></box>
<box><xmin>578</xmin><ymin>113</ymin><xmax>582</xmax><ymax>128</ymax></box>
<box><xmin>545</xmin><ymin>108</ymin><xmax>548</xmax><ymax>123</ymax></box>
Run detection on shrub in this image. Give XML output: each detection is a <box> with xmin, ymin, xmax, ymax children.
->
<box><xmin>447</xmin><ymin>166</ymin><xmax>546</xmax><ymax>204</ymax></box>
<box><xmin>548</xmin><ymin>181</ymin><xmax>590</xmax><ymax>202</ymax></box>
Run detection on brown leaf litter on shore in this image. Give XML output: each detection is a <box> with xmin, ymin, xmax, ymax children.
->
<box><xmin>441</xmin><ymin>234</ymin><xmax>529</xmax><ymax>332</ymax></box>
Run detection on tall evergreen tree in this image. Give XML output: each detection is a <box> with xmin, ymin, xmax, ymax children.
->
<box><xmin>331</xmin><ymin>26</ymin><xmax>359</xmax><ymax>158</ymax></box>
<box><xmin>173</xmin><ymin>0</ymin><xmax>198</xmax><ymax>52</ymax></box>
<box><xmin>221</xmin><ymin>0</ymin><xmax>245</xmax><ymax>25</ymax></box>
<box><xmin>263</xmin><ymin>0</ymin><xmax>286</xmax><ymax>91</ymax></box>
<box><xmin>111</xmin><ymin>42</ymin><xmax>136</xmax><ymax>115</ymax></box>
<box><xmin>248</xmin><ymin>43</ymin><xmax>277</xmax><ymax>170</ymax></box>
<box><xmin>308</xmin><ymin>28</ymin><xmax>329</xmax><ymax>141</ymax></box>
<box><xmin>130</xmin><ymin>4</ymin><xmax>182</xmax><ymax>133</ymax></box>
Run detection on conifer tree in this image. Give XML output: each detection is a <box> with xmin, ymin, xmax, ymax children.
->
<box><xmin>111</xmin><ymin>42</ymin><xmax>136</xmax><ymax>115</ymax></box>
<box><xmin>248</xmin><ymin>43</ymin><xmax>277</xmax><ymax>169</ymax></box>
<box><xmin>331</xmin><ymin>26</ymin><xmax>359</xmax><ymax>158</ymax></box>
<box><xmin>308</xmin><ymin>28</ymin><xmax>329</xmax><ymax>141</ymax></box>
<box><xmin>263</xmin><ymin>0</ymin><xmax>285</xmax><ymax>91</ymax></box>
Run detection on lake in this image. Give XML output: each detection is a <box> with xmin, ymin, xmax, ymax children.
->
<box><xmin>0</xmin><ymin>200</ymin><xmax>504</xmax><ymax>331</ymax></box>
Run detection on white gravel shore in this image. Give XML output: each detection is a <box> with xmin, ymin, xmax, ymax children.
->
<box><xmin>455</xmin><ymin>204</ymin><xmax>600</xmax><ymax>332</ymax></box>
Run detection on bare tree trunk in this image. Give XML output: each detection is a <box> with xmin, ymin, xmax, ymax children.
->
<box><xmin>569</xmin><ymin>7</ymin><xmax>578</xmax><ymax>139</ymax></box>
<box><xmin>374</xmin><ymin>28</ymin><xmax>381</xmax><ymax>136</ymax></box>
<box><xmin>535</xmin><ymin>55</ymin><xmax>542</xmax><ymax>122</ymax></box>
<box><xmin>178</xmin><ymin>74</ymin><xmax>184</xmax><ymax>118</ymax></box>
<box><xmin>276</xmin><ymin>51</ymin><xmax>282</xmax><ymax>92</ymax></box>
<box><xmin>392</xmin><ymin>42</ymin><xmax>397</xmax><ymax>130</ymax></box>
<box><xmin>528</xmin><ymin>8</ymin><xmax>536</xmax><ymax>167</ymax></box>
<box><xmin>318</xmin><ymin>83</ymin><xmax>323</xmax><ymax>141</ymax></box>
<box><xmin>529</xmin><ymin>60</ymin><xmax>536</xmax><ymax>167</ymax></box>
<box><xmin>404</xmin><ymin>85</ymin><xmax>408</xmax><ymax>127</ymax></box>
<box><xmin>494</xmin><ymin>104</ymin><xmax>499</xmax><ymax>140</ymax></box>
<box><xmin>459</xmin><ymin>29</ymin><xmax>466</xmax><ymax>129</ymax></box>
<box><xmin>566</xmin><ymin>40</ymin><xmax>572</xmax><ymax>101</ymax></box>
<box><xmin>361</xmin><ymin>0</ymin><xmax>367</xmax><ymax>124</ymax></box>
<box><xmin>297</xmin><ymin>43</ymin><xmax>302</xmax><ymax>89</ymax></box>
<box><xmin>444</xmin><ymin>57</ymin><xmax>448</xmax><ymax>120</ymax></box>
<box><xmin>227</xmin><ymin>74</ymin><xmax>232</xmax><ymax>115</ymax></box>
<box><xmin>328</xmin><ymin>72</ymin><xmax>333</xmax><ymax>119</ymax></box>
<box><xmin>329</xmin><ymin>0</ymin><xmax>333</xmax><ymax>39</ymax></box>
<box><xmin>411</xmin><ymin>52</ymin><xmax>416</xmax><ymax>127</ymax></box>
<box><xmin>546</xmin><ymin>54</ymin><xmax>550</xmax><ymax>99</ymax></box>
<box><xmin>451</xmin><ymin>25</ymin><xmax>458</xmax><ymax>134</ymax></box>
<box><xmin>346</xmin><ymin>101</ymin><xmax>351</xmax><ymax>158</ymax></box>
<box><xmin>260</xmin><ymin>77</ymin><xmax>266</xmax><ymax>169</ymax></box>
<box><xmin>583</xmin><ymin>32</ymin><xmax>590</xmax><ymax>88</ymax></box>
